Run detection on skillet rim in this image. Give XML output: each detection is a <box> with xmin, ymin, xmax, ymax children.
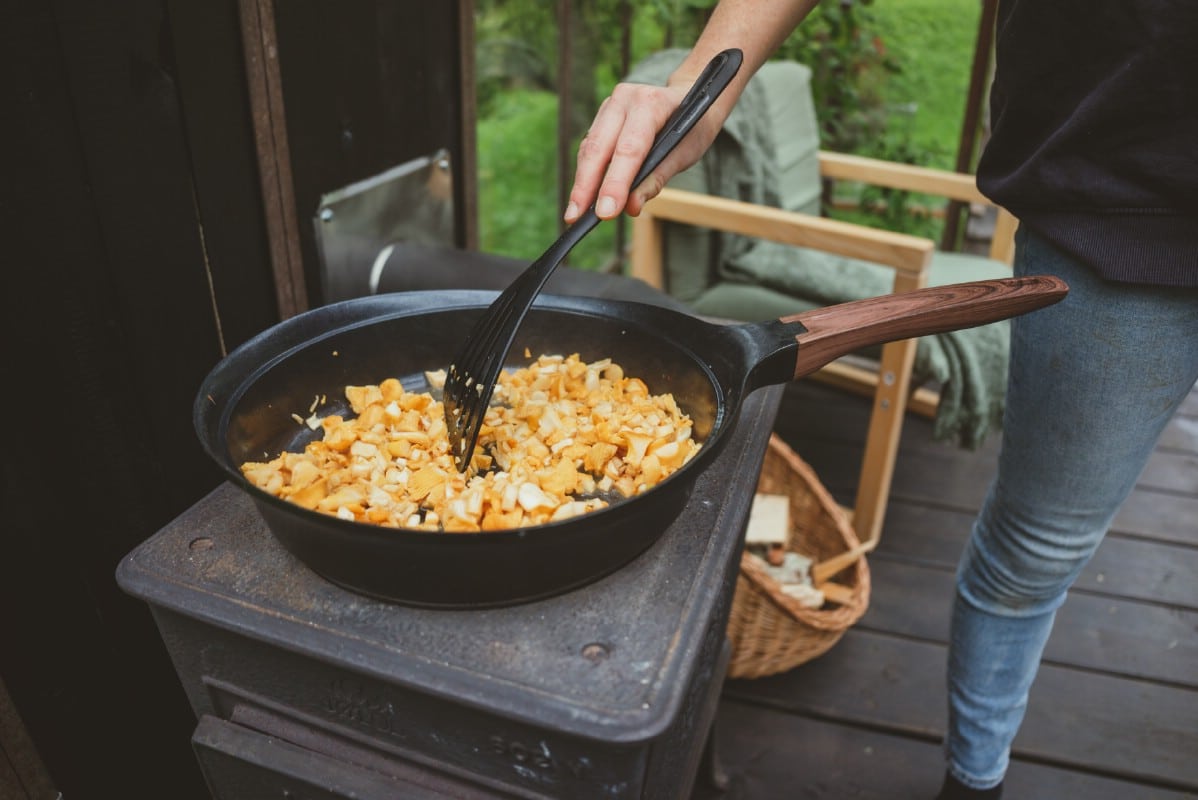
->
<box><xmin>194</xmin><ymin>290</ymin><xmax>745</xmax><ymax>544</ymax></box>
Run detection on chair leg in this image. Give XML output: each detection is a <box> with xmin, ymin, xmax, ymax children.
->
<box><xmin>812</xmin><ymin>361</ymin><xmax>940</xmax><ymax>420</ymax></box>
<box><xmin>698</xmin><ymin>716</ymin><xmax>731</xmax><ymax>793</ymax></box>
<box><xmin>851</xmin><ymin>336</ymin><xmax>918</xmax><ymax>546</ymax></box>
<box><xmin>629</xmin><ymin>212</ymin><xmax>666</xmax><ymax>289</ymax></box>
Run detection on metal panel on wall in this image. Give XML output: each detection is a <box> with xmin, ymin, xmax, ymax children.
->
<box><xmin>247</xmin><ymin>0</ymin><xmax>472</xmax><ymax>311</ymax></box>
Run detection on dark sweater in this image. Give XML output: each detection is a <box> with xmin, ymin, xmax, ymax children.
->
<box><xmin>976</xmin><ymin>0</ymin><xmax>1198</xmax><ymax>287</ymax></box>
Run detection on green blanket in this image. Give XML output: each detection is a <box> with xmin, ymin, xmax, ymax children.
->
<box><xmin>627</xmin><ymin>50</ymin><xmax>1011</xmax><ymax>449</ymax></box>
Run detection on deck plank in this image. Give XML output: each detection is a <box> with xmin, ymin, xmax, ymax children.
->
<box><xmin>696</xmin><ymin>379</ymin><xmax>1198</xmax><ymax>798</ymax></box>
<box><xmin>1139</xmin><ymin>450</ymin><xmax>1198</xmax><ymax>495</ymax></box>
<box><xmin>1073</xmin><ymin>535</ymin><xmax>1198</xmax><ymax>608</ymax></box>
<box><xmin>693</xmin><ymin>701</ymin><xmax>1198</xmax><ymax>800</ymax></box>
<box><xmin>861</xmin><ymin>558</ymin><xmax>1198</xmax><ymax>686</ymax></box>
<box><xmin>1111</xmin><ymin>490</ymin><xmax>1198</xmax><ymax>547</ymax></box>
<box><xmin>722</xmin><ymin>630</ymin><xmax>1198</xmax><ymax>790</ymax></box>
<box><xmin>1158</xmin><ymin>413</ymin><xmax>1198</xmax><ymax>453</ymax></box>
<box><xmin>874</xmin><ymin>500</ymin><xmax>1198</xmax><ymax>619</ymax></box>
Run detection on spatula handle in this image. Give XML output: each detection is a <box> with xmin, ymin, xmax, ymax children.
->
<box><xmin>784</xmin><ymin>275</ymin><xmax>1068</xmax><ymax>380</ymax></box>
<box><xmin>542</xmin><ymin>49</ymin><xmax>744</xmax><ymax>273</ymax></box>
<box><xmin>629</xmin><ymin>48</ymin><xmax>744</xmax><ymax>191</ymax></box>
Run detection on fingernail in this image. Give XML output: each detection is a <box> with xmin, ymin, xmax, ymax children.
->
<box><xmin>564</xmin><ymin>202</ymin><xmax>578</xmax><ymax>221</ymax></box>
<box><xmin>596</xmin><ymin>196</ymin><xmax>617</xmax><ymax>218</ymax></box>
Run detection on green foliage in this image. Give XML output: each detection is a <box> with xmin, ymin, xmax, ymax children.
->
<box><xmin>475</xmin><ymin>88</ymin><xmax>619</xmax><ymax>268</ymax></box>
<box><xmin>473</xmin><ymin>0</ymin><xmax>696</xmax><ymax>269</ymax></box>
<box><xmin>775</xmin><ymin>0</ymin><xmax>899</xmax><ymax>155</ymax></box>
<box><xmin>476</xmin><ymin>89</ymin><xmax>559</xmax><ymax>258</ymax></box>
<box><xmin>834</xmin><ymin>144</ymin><xmax>945</xmax><ymax>240</ymax></box>
<box><xmin>777</xmin><ymin>0</ymin><xmax>976</xmax><ymax>237</ymax></box>
<box><xmin>473</xmin><ymin>0</ymin><xmax>980</xmax><ymax>267</ymax></box>
<box><xmin>826</xmin><ymin>100</ymin><xmax>952</xmax><ymax>239</ymax></box>
<box><xmin>474</xmin><ymin>0</ymin><xmax>711</xmax><ymax>119</ymax></box>
<box><xmin>870</xmin><ymin>0</ymin><xmax>981</xmax><ymax>170</ymax></box>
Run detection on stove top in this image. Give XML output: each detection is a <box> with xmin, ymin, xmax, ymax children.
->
<box><xmin>118</xmin><ymin>384</ymin><xmax>783</xmax><ymax>797</ymax></box>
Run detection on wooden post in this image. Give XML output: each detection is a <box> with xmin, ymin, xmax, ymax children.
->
<box><xmin>238</xmin><ymin>0</ymin><xmax>308</xmax><ymax>319</ymax></box>
<box><xmin>940</xmin><ymin>0</ymin><xmax>999</xmax><ymax>253</ymax></box>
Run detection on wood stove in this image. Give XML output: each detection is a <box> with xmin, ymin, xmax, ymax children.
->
<box><xmin>118</xmin><ymin>385</ymin><xmax>782</xmax><ymax>798</ymax></box>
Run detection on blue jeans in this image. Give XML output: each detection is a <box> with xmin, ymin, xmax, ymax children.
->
<box><xmin>945</xmin><ymin>228</ymin><xmax>1198</xmax><ymax>789</ymax></box>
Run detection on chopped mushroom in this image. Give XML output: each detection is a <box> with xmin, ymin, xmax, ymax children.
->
<box><xmin>239</xmin><ymin>353</ymin><xmax>700</xmax><ymax>531</ymax></box>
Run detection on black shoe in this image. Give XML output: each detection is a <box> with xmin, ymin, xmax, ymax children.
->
<box><xmin>935</xmin><ymin>772</ymin><xmax>1003</xmax><ymax>800</ymax></box>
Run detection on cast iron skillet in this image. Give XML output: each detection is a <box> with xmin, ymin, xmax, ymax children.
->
<box><xmin>196</xmin><ymin>278</ymin><xmax>1066</xmax><ymax>608</ymax></box>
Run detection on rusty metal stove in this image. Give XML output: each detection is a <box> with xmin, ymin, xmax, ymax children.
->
<box><xmin>118</xmin><ymin>384</ymin><xmax>782</xmax><ymax>799</ymax></box>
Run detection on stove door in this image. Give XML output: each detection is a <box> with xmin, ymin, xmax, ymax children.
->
<box><xmin>192</xmin><ymin>715</ymin><xmax>501</xmax><ymax>799</ymax></box>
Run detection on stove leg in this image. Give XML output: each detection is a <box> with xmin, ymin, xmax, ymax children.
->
<box><xmin>699</xmin><ymin>717</ymin><xmax>730</xmax><ymax>793</ymax></box>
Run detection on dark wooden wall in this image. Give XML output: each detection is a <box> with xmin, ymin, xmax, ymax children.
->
<box><xmin>272</xmin><ymin>1</ymin><xmax>472</xmax><ymax>306</ymax></box>
<box><xmin>2</xmin><ymin>2</ymin><xmax>469</xmax><ymax>797</ymax></box>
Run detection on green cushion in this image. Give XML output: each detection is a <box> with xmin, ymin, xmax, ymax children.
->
<box><xmin>716</xmin><ymin>238</ymin><xmax>1011</xmax><ymax>310</ymax></box>
<box><xmin>753</xmin><ymin>61</ymin><xmax>822</xmax><ymax>216</ymax></box>
<box><xmin>929</xmin><ymin>250</ymin><xmax>1012</xmax><ymax>283</ymax></box>
<box><xmin>696</xmin><ymin>247</ymin><xmax>1012</xmax><ymax>449</ymax></box>
<box><xmin>692</xmin><ymin>282</ymin><xmax>820</xmax><ymax>321</ymax></box>
<box><xmin>659</xmin><ymin>161</ymin><xmax>719</xmax><ymax>304</ymax></box>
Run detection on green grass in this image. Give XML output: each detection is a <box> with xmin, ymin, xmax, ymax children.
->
<box><xmin>820</xmin><ymin>0</ymin><xmax>981</xmax><ymax>239</ymax></box>
<box><xmin>476</xmin><ymin>89</ymin><xmax>559</xmax><ymax>261</ymax></box>
<box><xmin>476</xmin><ymin>89</ymin><xmax>617</xmax><ymax>268</ymax></box>
<box><xmin>870</xmin><ymin>0</ymin><xmax>982</xmax><ymax>169</ymax></box>
<box><xmin>475</xmin><ymin>0</ymin><xmax>982</xmax><ymax>267</ymax></box>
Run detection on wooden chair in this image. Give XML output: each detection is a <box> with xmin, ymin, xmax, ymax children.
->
<box><xmin>625</xmin><ymin>58</ymin><xmax>1016</xmax><ymax>546</ymax></box>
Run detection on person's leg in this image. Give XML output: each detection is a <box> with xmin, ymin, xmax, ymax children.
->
<box><xmin>943</xmin><ymin>228</ymin><xmax>1198</xmax><ymax>792</ymax></box>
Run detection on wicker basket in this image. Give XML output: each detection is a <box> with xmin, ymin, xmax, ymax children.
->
<box><xmin>725</xmin><ymin>434</ymin><xmax>871</xmax><ymax>679</ymax></box>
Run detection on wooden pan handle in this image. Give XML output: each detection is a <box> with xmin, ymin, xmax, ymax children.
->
<box><xmin>783</xmin><ymin>275</ymin><xmax>1068</xmax><ymax>380</ymax></box>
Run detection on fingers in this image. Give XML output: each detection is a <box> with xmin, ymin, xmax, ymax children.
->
<box><xmin>565</xmin><ymin>96</ymin><xmax>624</xmax><ymax>223</ymax></box>
<box><xmin>565</xmin><ymin>82</ymin><xmax>685</xmax><ymax>223</ymax></box>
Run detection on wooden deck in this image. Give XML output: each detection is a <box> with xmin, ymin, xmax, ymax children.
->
<box><xmin>693</xmin><ymin>380</ymin><xmax>1198</xmax><ymax>800</ymax></box>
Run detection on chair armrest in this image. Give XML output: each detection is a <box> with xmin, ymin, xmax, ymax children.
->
<box><xmin>627</xmin><ymin>187</ymin><xmax>936</xmax><ymax>547</ymax></box>
<box><xmin>818</xmin><ymin>152</ymin><xmax>1018</xmax><ymax>265</ymax></box>
<box><xmin>818</xmin><ymin>151</ymin><xmax>988</xmax><ymax>205</ymax></box>
<box><xmin>631</xmin><ymin>187</ymin><xmax>934</xmax><ymax>290</ymax></box>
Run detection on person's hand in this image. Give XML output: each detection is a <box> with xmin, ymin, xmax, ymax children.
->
<box><xmin>562</xmin><ymin>0</ymin><xmax>815</xmax><ymax>224</ymax></box>
<box><xmin>563</xmin><ymin>77</ymin><xmax>725</xmax><ymax>224</ymax></box>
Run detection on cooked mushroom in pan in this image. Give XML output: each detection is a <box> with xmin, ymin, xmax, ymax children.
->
<box><xmin>240</xmin><ymin>353</ymin><xmax>701</xmax><ymax>532</ymax></box>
